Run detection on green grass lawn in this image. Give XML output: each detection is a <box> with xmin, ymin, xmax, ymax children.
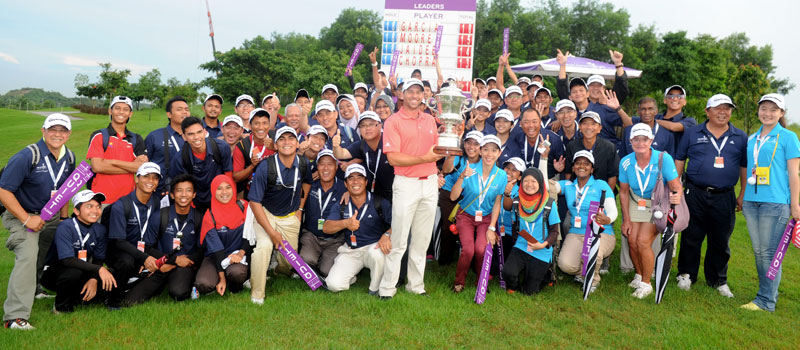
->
<box><xmin>0</xmin><ymin>108</ymin><xmax>798</xmax><ymax>349</ymax></box>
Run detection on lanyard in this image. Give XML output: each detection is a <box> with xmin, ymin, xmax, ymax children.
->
<box><xmin>173</xmin><ymin>217</ymin><xmax>188</xmax><ymax>238</ymax></box>
<box><xmin>132</xmin><ymin>202</ymin><xmax>153</xmax><ymax>240</ymax></box>
<box><xmin>249</xmin><ymin>135</ymin><xmax>267</xmax><ymax>159</ymax></box>
<box><xmin>348</xmin><ymin>193</ymin><xmax>371</xmax><ymax>231</ymax></box>
<box><xmin>574</xmin><ymin>181</ymin><xmax>591</xmax><ymax>216</ymax></box>
<box><xmin>523</xmin><ymin>135</ymin><xmax>541</xmax><ymax>167</ymax></box>
<box><xmin>477</xmin><ymin>168</ymin><xmax>497</xmax><ymax>206</ymax></box>
<box><xmin>317</xmin><ymin>188</ymin><xmax>333</xmax><ymax>214</ymax></box>
<box><xmin>43</xmin><ymin>156</ymin><xmax>67</xmax><ymax>190</ymax></box>
<box><xmin>754</xmin><ymin>134</ymin><xmax>780</xmax><ymax>168</ymax></box>
<box><xmin>169</xmin><ymin>135</ymin><xmax>181</xmax><ymax>153</ymax></box>
<box><xmin>365</xmin><ymin>149</ymin><xmax>382</xmax><ymax>178</ymax></box>
<box><xmin>709</xmin><ymin>135</ymin><xmax>729</xmax><ymax>157</ymax></box>
<box><xmin>275</xmin><ymin>156</ymin><xmax>300</xmax><ymax>206</ymax></box>
<box><xmin>634</xmin><ymin>163</ymin><xmax>653</xmax><ymax>198</ymax></box>
<box><xmin>72</xmin><ymin>218</ymin><xmax>90</xmax><ymax>250</ymax></box>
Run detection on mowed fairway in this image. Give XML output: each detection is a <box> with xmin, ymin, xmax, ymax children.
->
<box><xmin>0</xmin><ymin>107</ymin><xmax>798</xmax><ymax>349</ymax></box>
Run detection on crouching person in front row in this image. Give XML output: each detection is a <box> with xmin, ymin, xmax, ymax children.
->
<box><xmin>323</xmin><ymin>164</ymin><xmax>392</xmax><ymax>294</ymax></box>
<box><xmin>42</xmin><ymin>190</ymin><xmax>117</xmax><ymax>313</ymax></box>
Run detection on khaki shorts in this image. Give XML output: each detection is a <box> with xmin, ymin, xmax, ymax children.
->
<box><xmin>628</xmin><ymin>191</ymin><xmax>653</xmax><ymax>223</ymax></box>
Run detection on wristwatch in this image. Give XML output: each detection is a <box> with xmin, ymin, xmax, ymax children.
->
<box><xmin>487</xmin><ymin>226</ymin><xmax>496</xmax><ymax>232</ymax></box>
<box><xmin>372</xmin><ymin>62</ymin><xmax>378</xmax><ymax>67</ymax></box>
<box><xmin>383</xmin><ymin>232</ymin><xmax>390</xmax><ymax>237</ymax></box>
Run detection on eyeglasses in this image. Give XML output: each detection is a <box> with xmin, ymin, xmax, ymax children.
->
<box><xmin>358</xmin><ymin>122</ymin><xmax>380</xmax><ymax>129</ymax></box>
<box><xmin>666</xmin><ymin>94</ymin><xmax>685</xmax><ymax>100</ymax></box>
<box><xmin>505</xmin><ymin>95</ymin><xmax>522</xmax><ymax>101</ymax></box>
<box><xmin>46</xmin><ymin>127</ymin><xmax>70</xmax><ymax>134</ymax></box>
<box><xmin>237</xmin><ymin>102</ymin><xmax>254</xmax><ymax>108</ymax></box>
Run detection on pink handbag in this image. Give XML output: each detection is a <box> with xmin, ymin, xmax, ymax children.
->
<box><xmin>651</xmin><ymin>151</ymin><xmax>690</xmax><ymax>232</ymax></box>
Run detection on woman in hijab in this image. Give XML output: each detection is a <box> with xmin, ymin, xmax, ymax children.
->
<box><xmin>195</xmin><ymin>175</ymin><xmax>250</xmax><ymax>296</ymax></box>
<box><xmin>501</xmin><ymin>167</ymin><xmax>561</xmax><ymax>295</ymax></box>
<box><xmin>336</xmin><ymin>94</ymin><xmax>360</xmax><ymax>131</ymax></box>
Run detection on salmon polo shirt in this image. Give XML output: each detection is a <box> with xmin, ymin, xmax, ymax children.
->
<box><xmin>382</xmin><ymin>107</ymin><xmax>439</xmax><ymax>178</ymax></box>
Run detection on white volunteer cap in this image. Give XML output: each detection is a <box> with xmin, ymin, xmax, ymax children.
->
<box><xmin>503</xmin><ymin>157</ymin><xmax>526</xmax><ymax>172</ymax></box>
<box><xmin>294</xmin><ymin>89</ymin><xmax>310</xmax><ymax>101</ymax></box>
<box><xmin>535</xmin><ymin>87</ymin><xmax>552</xmax><ymax>97</ymax></box>
<box><xmin>480</xmin><ymin>134</ymin><xmax>502</xmax><ymax>148</ymax></box>
<box><xmin>72</xmin><ymin>190</ymin><xmax>106</xmax><ymax>207</ymax></box>
<box><xmin>43</xmin><ymin>113</ymin><xmax>72</xmax><ymax>130</ymax></box>
<box><xmin>222</xmin><ymin>115</ymin><xmax>243</xmax><ymax>128</ymax></box>
<box><xmin>517</xmin><ymin>77</ymin><xmax>531</xmax><ymax>85</ymax></box>
<box><xmin>527</xmin><ymin>81</ymin><xmax>543</xmax><ymax>90</ymax></box>
<box><xmin>235</xmin><ymin>94</ymin><xmax>255</xmax><ymax>106</ymax></box>
<box><xmin>706</xmin><ymin>94</ymin><xmax>736</xmax><ymax>109</ymax></box>
<box><xmin>494</xmin><ymin>109</ymin><xmax>515</xmax><ymax>122</ymax></box>
<box><xmin>322</xmin><ymin>84</ymin><xmax>339</xmax><ymax>95</ymax></box>
<box><xmin>307</xmin><ymin>125</ymin><xmax>328</xmax><ymax>138</ymax></box>
<box><xmin>464</xmin><ymin>130</ymin><xmax>484</xmax><ymax>142</ymax></box>
<box><xmin>474</xmin><ymin>99</ymin><xmax>491</xmax><ymax>110</ymax></box>
<box><xmin>275</xmin><ymin>126</ymin><xmax>298</xmax><ymax>140</ymax></box>
<box><xmin>504</xmin><ymin>85</ymin><xmax>523</xmax><ymax>98</ymax></box>
<box><xmin>204</xmin><ymin>93</ymin><xmax>224</xmax><ymax>104</ymax></box>
<box><xmin>261</xmin><ymin>94</ymin><xmax>279</xmax><ymax>106</ymax></box>
<box><xmin>572</xmin><ymin>150</ymin><xmax>595</xmax><ymax>165</ymax></box>
<box><xmin>630</xmin><ymin>123</ymin><xmax>654</xmax><ymax>140</ymax></box>
<box><xmin>402</xmin><ymin>78</ymin><xmax>424</xmax><ymax>92</ymax></box>
<box><xmin>663</xmin><ymin>85</ymin><xmax>686</xmax><ymax>97</ymax></box>
<box><xmin>488</xmin><ymin>88</ymin><xmax>503</xmax><ymax>98</ymax></box>
<box><xmin>315</xmin><ymin>100</ymin><xmax>336</xmax><ymax>113</ymax></box>
<box><xmin>249</xmin><ymin>108</ymin><xmax>270</xmax><ymax>119</ymax></box>
<box><xmin>579</xmin><ymin>111</ymin><xmax>601</xmax><ymax>124</ymax></box>
<box><xmin>586</xmin><ymin>74</ymin><xmax>605</xmax><ymax>87</ymax></box>
<box><xmin>555</xmin><ymin>99</ymin><xmax>577</xmax><ymax>113</ymax></box>
<box><xmin>136</xmin><ymin>162</ymin><xmax>162</xmax><ymax>177</ymax></box>
<box><xmin>316</xmin><ymin>149</ymin><xmax>336</xmax><ymax>163</ymax></box>
<box><xmin>758</xmin><ymin>93</ymin><xmax>785</xmax><ymax>111</ymax></box>
<box><xmin>354</xmin><ymin>82</ymin><xmax>368</xmax><ymax>92</ymax></box>
<box><xmin>486</xmin><ymin>77</ymin><xmax>497</xmax><ymax>83</ymax></box>
<box><xmin>475</xmin><ymin>78</ymin><xmax>486</xmax><ymax>85</ymax></box>
<box><xmin>345</xmin><ymin>164</ymin><xmax>367</xmax><ymax>178</ymax></box>
<box><xmin>358</xmin><ymin>111</ymin><xmax>382</xmax><ymax>124</ymax></box>
<box><xmin>569</xmin><ymin>77</ymin><xmax>588</xmax><ymax>91</ymax></box>
<box><xmin>109</xmin><ymin>95</ymin><xmax>133</xmax><ymax>110</ymax></box>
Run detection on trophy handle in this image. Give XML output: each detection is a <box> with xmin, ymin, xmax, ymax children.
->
<box><xmin>425</xmin><ymin>97</ymin><xmax>439</xmax><ymax>115</ymax></box>
<box><xmin>460</xmin><ymin>98</ymin><xmax>474</xmax><ymax>119</ymax></box>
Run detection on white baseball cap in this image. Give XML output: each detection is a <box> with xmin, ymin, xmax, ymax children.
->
<box><xmin>222</xmin><ymin>115</ymin><xmax>243</xmax><ymax>128</ymax></box>
<box><xmin>534</xmin><ymin>87</ymin><xmax>552</xmax><ymax>98</ymax></box>
<box><xmin>630</xmin><ymin>123</ymin><xmax>654</xmax><ymax>140</ymax></box>
<box><xmin>315</xmin><ymin>100</ymin><xmax>336</xmax><ymax>114</ymax></box>
<box><xmin>555</xmin><ymin>99</ymin><xmax>577</xmax><ymax>113</ymax></box>
<box><xmin>316</xmin><ymin>149</ymin><xmax>336</xmax><ymax>163</ymax></box>
<box><xmin>136</xmin><ymin>162</ymin><xmax>162</xmax><ymax>177</ymax></box>
<box><xmin>294</xmin><ymin>89</ymin><xmax>310</xmax><ymax>102</ymax></box>
<box><xmin>706</xmin><ymin>94</ymin><xmax>736</xmax><ymax>109</ymax></box>
<box><xmin>354</xmin><ymin>82</ymin><xmax>368</xmax><ymax>92</ymax></box>
<box><xmin>345</xmin><ymin>163</ymin><xmax>367</xmax><ymax>178</ymax></box>
<box><xmin>572</xmin><ymin>150</ymin><xmax>595</xmax><ymax>165</ymax></box>
<box><xmin>579</xmin><ymin>111</ymin><xmax>601</xmax><ymax>125</ymax></box>
<box><xmin>204</xmin><ymin>93</ymin><xmax>224</xmax><ymax>104</ymax></box>
<box><xmin>663</xmin><ymin>85</ymin><xmax>686</xmax><ymax>97</ymax></box>
<box><xmin>109</xmin><ymin>95</ymin><xmax>133</xmax><ymax>110</ymax></box>
<box><xmin>274</xmin><ymin>126</ymin><xmax>298</xmax><ymax>140</ymax></box>
<box><xmin>43</xmin><ymin>113</ymin><xmax>72</xmax><ymax>130</ymax></box>
<box><xmin>569</xmin><ymin>77</ymin><xmax>588</xmax><ymax>91</ymax></box>
<box><xmin>474</xmin><ymin>99</ymin><xmax>491</xmax><ymax>110</ymax></box>
<box><xmin>526</xmin><ymin>81</ymin><xmax>543</xmax><ymax>91</ymax></box>
<box><xmin>517</xmin><ymin>77</ymin><xmax>531</xmax><ymax>85</ymax></box>
<box><xmin>72</xmin><ymin>189</ymin><xmax>106</xmax><ymax>207</ymax></box>
<box><xmin>494</xmin><ymin>109</ymin><xmax>515</xmax><ymax>122</ymax></box>
<box><xmin>358</xmin><ymin>111</ymin><xmax>382</xmax><ymax>125</ymax></box>
<box><xmin>586</xmin><ymin>74</ymin><xmax>605</xmax><ymax>87</ymax></box>
<box><xmin>503</xmin><ymin>157</ymin><xmax>526</xmax><ymax>172</ymax></box>
<box><xmin>480</xmin><ymin>134</ymin><xmax>502</xmax><ymax>148</ymax></box>
<box><xmin>235</xmin><ymin>94</ymin><xmax>255</xmax><ymax>106</ymax></box>
<box><xmin>402</xmin><ymin>78</ymin><xmax>424</xmax><ymax>92</ymax></box>
<box><xmin>504</xmin><ymin>85</ymin><xmax>523</xmax><ymax>98</ymax></box>
<box><xmin>758</xmin><ymin>93</ymin><xmax>785</xmax><ymax>110</ymax></box>
<box><xmin>307</xmin><ymin>125</ymin><xmax>328</xmax><ymax>138</ymax></box>
<box><xmin>488</xmin><ymin>88</ymin><xmax>503</xmax><ymax>98</ymax></box>
<box><xmin>475</xmin><ymin>78</ymin><xmax>486</xmax><ymax>86</ymax></box>
<box><xmin>249</xmin><ymin>108</ymin><xmax>270</xmax><ymax>120</ymax></box>
<box><xmin>322</xmin><ymin>84</ymin><xmax>339</xmax><ymax>95</ymax></box>
<box><xmin>486</xmin><ymin>77</ymin><xmax>497</xmax><ymax>83</ymax></box>
<box><xmin>261</xmin><ymin>94</ymin><xmax>279</xmax><ymax>106</ymax></box>
<box><xmin>464</xmin><ymin>130</ymin><xmax>484</xmax><ymax>142</ymax></box>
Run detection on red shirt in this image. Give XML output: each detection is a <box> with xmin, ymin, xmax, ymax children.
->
<box><xmin>86</xmin><ymin>126</ymin><xmax>141</xmax><ymax>204</ymax></box>
<box><xmin>383</xmin><ymin>107</ymin><xmax>439</xmax><ymax>177</ymax></box>
<box><xmin>232</xmin><ymin>135</ymin><xmax>274</xmax><ymax>172</ymax></box>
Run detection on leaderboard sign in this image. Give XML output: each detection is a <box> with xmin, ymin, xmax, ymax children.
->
<box><xmin>381</xmin><ymin>0</ymin><xmax>477</xmax><ymax>93</ymax></box>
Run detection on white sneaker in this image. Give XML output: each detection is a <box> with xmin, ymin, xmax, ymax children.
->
<box><xmin>35</xmin><ymin>291</ymin><xmax>54</xmax><ymax>299</ymax></box>
<box><xmin>291</xmin><ymin>273</ymin><xmax>301</xmax><ymax>279</ymax></box>
<box><xmin>251</xmin><ymin>297</ymin><xmax>264</xmax><ymax>305</ymax></box>
<box><xmin>628</xmin><ymin>274</ymin><xmax>642</xmax><ymax>288</ymax></box>
<box><xmin>243</xmin><ymin>279</ymin><xmax>251</xmax><ymax>289</ymax></box>
<box><xmin>632</xmin><ymin>283</ymin><xmax>653</xmax><ymax>299</ymax></box>
<box><xmin>676</xmin><ymin>274</ymin><xmax>691</xmax><ymax>291</ymax></box>
<box><xmin>574</xmin><ymin>275</ymin><xmax>584</xmax><ymax>284</ymax></box>
<box><xmin>4</xmin><ymin>318</ymin><xmax>34</xmax><ymax>330</ymax></box>
<box><xmin>717</xmin><ymin>284</ymin><xmax>734</xmax><ymax>298</ymax></box>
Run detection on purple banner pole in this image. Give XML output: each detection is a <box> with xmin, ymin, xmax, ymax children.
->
<box><xmin>389</xmin><ymin>50</ymin><xmax>400</xmax><ymax>77</ymax></box>
<box><xmin>502</xmin><ymin>28</ymin><xmax>509</xmax><ymax>55</ymax></box>
<box><xmin>767</xmin><ymin>219</ymin><xmax>796</xmax><ymax>280</ymax></box>
<box><xmin>345</xmin><ymin>43</ymin><xmax>364</xmax><ymax>77</ymax></box>
<box><xmin>580</xmin><ymin>201</ymin><xmax>600</xmax><ymax>276</ymax></box>
<box><xmin>40</xmin><ymin>161</ymin><xmax>94</xmax><ymax>221</ymax></box>
<box><xmin>474</xmin><ymin>243</ymin><xmax>493</xmax><ymax>305</ymax></box>
<box><xmin>434</xmin><ymin>25</ymin><xmax>443</xmax><ymax>54</ymax></box>
<box><xmin>279</xmin><ymin>240</ymin><xmax>322</xmax><ymax>290</ymax></box>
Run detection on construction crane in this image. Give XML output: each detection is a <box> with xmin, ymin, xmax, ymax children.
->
<box><xmin>206</xmin><ymin>0</ymin><xmax>217</xmax><ymax>56</ymax></box>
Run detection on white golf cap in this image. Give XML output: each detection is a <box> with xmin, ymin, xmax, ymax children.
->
<box><xmin>517</xmin><ymin>77</ymin><xmax>531</xmax><ymax>85</ymax></box>
<box><xmin>109</xmin><ymin>95</ymin><xmax>133</xmax><ymax>110</ymax></box>
<box><xmin>261</xmin><ymin>94</ymin><xmax>279</xmax><ymax>106</ymax></box>
<box><xmin>503</xmin><ymin>157</ymin><xmax>526</xmax><ymax>172</ymax></box>
<box><xmin>569</xmin><ymin>77</ymin><xmax>588</xmax><ymax>91</ymax></box>
<box><xmin>316</xmin><ymin>149</ymin><xmax>336</xmax><ymax>163</ymax></box>
<box><xmin>474</xmin><ymin>99</ymin><xmax>491</xmax><ymax>110</ymax></box>
<box><xmin>464</xmin><ymin>130</ymin><xmax>484</xmax><ymax>142</ymax></box>
<box><xmin>480</xmin><ymin>134</ymin><xmax>502</xmax><ymax>148</ymax></box>
<box><xmin>504</xmin><ymin>85</ymin><xmax>523</xmax><ymax>98</ymax></box>
<box><xmin>630</xmin><ymin>123</ymin><xmax>654</xmax><ymax>140</ymax></box>
<box><xmin>475</xmin><ymin>78</ymin><xmax>486</xmax><ymax>85</ymax></box>
<box><xmin>494</xmin><ymin>109</ymin><xmax>515</xmax><ymax>122</ymax></box>
<box><xmin>294</xmin><ymin>89</ymin><xmax>310</xmax><ymax>101</ymax></box>
<box><xmin>322</xmin><ymin>84</ymin><xmax>339</xmax><ymax>95</ymax></box>
<box><xmin>535</xmin><ymin>87</ymin><xmax>552</xmax><ymax>97</ymax></box>
<box><xmin>579</xmin><ymin>111</ymin><xmax>601</xmax><ymax>124</ymax></box>
<box><xmin>572</xmin><ymin>150</ymin><xmax>595</xmax><ymax>165</ymax></box>
<box><xmin>402</xmin><ymin>78</ymin><xmax>424</xmax><ymax>92</ymax></box>
<box><xmin>663</xmin><ymin>85</ymin><xmax>686</xmax><ymax>97</ymax></box>
<box><xmin>526</xmin><ymin>81</ymin><xmax>543</xmax><ymax>90</ymax></box>
<box><xmin>358</xmin><ymin>111</ymin><xmax>382</xmax><ymax>124</ymax></box>
<box><xmin>249</xmin><ymin>108</ymin><xmax>270</xmax><ymax>119</ymax></box>
<box><xmin>486</xmin><ymin>77</ymin><xmax>497</xmax><ymax>83</ymax></box>
<box><xmin>354</xmin><ymin>82</ymin><xmax>368</xmax><ymax>92</ymax></box>
<box><xmin>43</xmin><ymin>113</ymin><xmax>72</xmax><ymax>130</ymax></box>
<box><xmin>706</xmin><ymin>94</ymin><xmax>736</xmax><ymax>109</ymax></box>
<box><xmin>758</xmin><ymin>93</ymin><xmax>785</xmax><ymax>110</ymax></box>
<box><xmin>204</xmin><ymin>93</ymin><xmax>223</xmax><ymax>104</ymax></box>
<box><xmin>235</xmin><ymin>94</ymin><xmax>255</xmax><ymax>106</ymax></box>
<box><xmin>307</xmin><ymin>125</ymin><xmax>329</xmax><ymax>138</ymax></box>
<box><xmin>488</xmin><ymin>88</ymin><xmax>503</xmax><ymax>98</ymax></box>
<box><xmin>555</xmin><ymin>99</ymin><xmax>577</xmax><ymax>113</ymax></box>
<box><xmin>222</xmin><ymin>115</ymin><xmax>243</xmax><ymax>128</ymax></box>
<box><xmin>586</xmin><ymin>74</ymin><xmax>605</xmax><ymax>86</ymax></box>
<box><xmin>72</xmin><ymin>189</ymin><xmax>106</xmax><ymax>207</ymax></box>
<box><xmin>315</xmin><ymin>100</ymin><xmax>336</xmax><ymax>113</ymax></box>
<box><xmin>274</xmin><ymin>126</ymin><xmax>298</xmax><ymax>140</ymax></box>
<box><xmin>136</xmin><ymin>162</ymin><xmax>162</xmax><ymax>177</ymax></box>
<box><xmin>345</xmin><ymin>163</ymin><xmax>367</xmax><ymax>178</ymax></box>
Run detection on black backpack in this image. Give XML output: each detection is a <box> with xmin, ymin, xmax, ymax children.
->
<box><xmin>511</xmin><ymin>197</ymin><xmax>559</xmax><ymax>288</ymax></box>
<box><xmin>86</xmin><ymin>127</ymin><xmax>141</xmax><ymax>189</ymax></box>
<box><xmin>181</xmin><ymin>138</ymin><xmax>223</xmax><ymax>176</ymax></box>
<box><xmin>0</xmin><ymin>144</ymin><xmax>75</xmax><ymax>215</ymax></box>
<box><xmin>100</xmin><ymin>195</ymin><xmax>133</xmax><ymax>229</ymax></box>
<box><xmin>264</xmin><ymin>154</ymin><xmax>309</xmax><ymax>190</ymax></box>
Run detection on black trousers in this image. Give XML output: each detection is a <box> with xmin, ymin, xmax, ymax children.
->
<box><xmin>502</xmin><ymin>247</ymin><xmax>549</xmax><ymax>295</ymax></box>
<box><xmin>194</xmin><ymin>256</ymin><xmax>248</xmax><ymax>294</ymax></box>
<box><xmin>123</xmin><ymin>266</ymin><xmax>196</xmax><ymax>305</ymax></box>
<box><xmin>432</xmin><ymin>190</ymin><xmax>459</xmax><ymax>265</ymax></box>
<box><xmin>106</xmin><ymin>248</ymin><xmax>140</xmax><ymax>307</ymax></box>
<box><xmin>677</xmin><ymin>182</ymin><xmax>736</xmax><ymax>287</ymax></box>
<box><xmin>42</xmin><ymin>265</ymin><xmax>109</xmax><ymax>312</ymax></box>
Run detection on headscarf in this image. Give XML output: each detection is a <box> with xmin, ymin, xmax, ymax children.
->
<box><xmin>200</xmin><ymin>175</ymin><xmax>248</xmax><ymax>244</ymax></box>
<box><xmin>337</xmin><ymin>94</ymin><xmax>360</xmax><ymax>131</ymax></box>
<box><xmin>518</xmin><ymin>167</ymin><xmax>549</xmax><ymax>223</ymax></box>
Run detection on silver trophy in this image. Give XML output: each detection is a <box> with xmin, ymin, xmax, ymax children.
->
<box><xmin>433</xmin><ymin>84</ymin><xmax>470</xmax><ymax>155</ymax></box>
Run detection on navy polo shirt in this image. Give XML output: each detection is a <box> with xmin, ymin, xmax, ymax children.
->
<box><xmin>621</xmin><ymin>121</ymin><xmax>675</xmax><ymax>157</ymax></box>
<box><xmin>514</xmin><ymin>128</ymin><xmax>564</xmax><ymax>175</ymax></box>
<box><xmin>46</xmin><ymin>218</ymin><xmax>107</xmax><ymax>266</ymax></box>
<box><xmin>326</xmin><ymin>194</ymin><xmax>392</xmax><ymax>249</ymax></box>
<box><xmin>495</xmin><ymin>135</ymin><xmax>522</xmax><ymax>167</ymax></box>
<box><xmin>324</xmin><ymin>124</ymin><xmax>361</xmax><ymax>151</ymax></box>
<box><xmin>579</xmin><ymin>103</ymin><xmax>623</xmax><ymax>151</ymax></box>
<box><xmin>656</xmin><ymin>112</ymin><xmax>697</xmax><ymax>147</ymax></box>
<box><xmin>108</xmin><ymin>191</ymin><xmax>160</xmax><ymax>246</ymax></box>
<box><xmin>541</xmin><ymin>107</ymin><xmax>556</xmax><ymax>129</ymax></box>
<box><xmin>155</xmin><ymin>207</ymin><xmax>200</xmax><ymax>256</ymax></box>
<box><xmin>469</xmin><ymin>122</ymin><xmax>496</xmax><ymax>136</ymax></box>
<box><xmin>675</xmin><ymin>122</ymin><xmax>747</xmax><ymax>189</ymax></box>
<box><xmin>346</xmin><ymin>136</ymin><xmax>395</xmax><ymax>198</ymax></box>
<box><xmin>304</xmin><ymin>179</ymin><xmax>346</xmax><ymax>238</ymax></box>
<box><xmin>145</xmin><ymin>124</ymin><xmax>184</xmax><ymax>191</ymax></box>
<box><xmin>486</xmin><ymin>112</ymin><xmax>526</xmax><ymax>140</ymax></box>
<box><xmin>547</xmin><ymin>121</ymin><xmax>581</xmax><ymax>149</ymax></box>
<box><xmin>203</xmin><ymin>118</ymin><xmax>222</xmax><ymax>139</ymax></box>
<box><xmin>0</xmin><ymin>139</ymin><xmax>74</xmax><ymax>213</ymax></box>
<box><xmin>169</xmin><ymin>138</ymin><xmax>233</xmax><ymax>207</ymax></box>
<box><xmin>248</xmin><ymin>155</ymin><xmax>313</xmax><ymax>216</ymax></box>
<box><xmin>203</xmin><ymin>224</ymin><xmax>244</xmax><ymax>256</ymax></box>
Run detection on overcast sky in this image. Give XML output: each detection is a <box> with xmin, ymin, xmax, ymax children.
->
<box><xmin>1</xmin><ymin>0</ymin><xmax>797</xmax><ymax>122</ymax></box>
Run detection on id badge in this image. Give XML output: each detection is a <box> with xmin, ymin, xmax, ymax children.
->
<box><xmin>317</xmin><ymin>219</ymin><xmax>325</xmax><ymax>231</ymax></box>
<box><xmin>637</xmin><ymin>199</ymin><xmax>647</xmax><ymax>211</ymax></box>
<box><xmin>51</xmin><ymin>190</ymin><xmax>57</xmax><ymax>198</ymax></box>
<box><xmin>475</xmin><ymin>210</ymin><xmax>483</xmax><ymax>222</ymax></box>
<box><xmin>499</xmin><ymin>226</ymin><xmax>506</xmax><ymax>237</ymax></box>
<box><xmin>172</xmin><ymin>238</ymin><xmax>181</xmax><ymax>251</ymax></box>
<box><xmin>350</xmin><ymin>234</ymin><xmax>357</xmax><ymax>247</ymax></box>
<box><xmin>78</xmin><ymin>249</ymin><xmax>87</xmax><ymax>262</ymax></box>
<box><xmin>714</xmin><ymin>157</ymin><xmax>725</xmax><ymax>169</ymax></box>
<box><xmin>756</xmin><ymin>167</ymin><xmax>770</xmax><ymax>185</ymax></box>
<box><xmin>137</xmin><ymin>240</ymin><xmax>145</xmax><ymax>252</ymax></box>
<box><xmin>574</xmin><ymin>216</ymin><xmax>582</xmax><ymax>228</ymax></box>
<box><xmin>160</xmin><ymin>195</ymin><xmax>170</xmax><ymax>209</ymax></box>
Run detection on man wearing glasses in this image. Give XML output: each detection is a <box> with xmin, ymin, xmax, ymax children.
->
<box><xmin>656</xmin><ymin>85</ymin><xmax>697</xmax><ymax>147</ymax></box>
<box><xmin>234</xmin><ymin>94</ymin><xmax>256</xmax><ymax>133</ymax></box>
<box><xmin>332</xmin><ymin>111</ymin><xmax>395</xmax><ymax>200</ymax></box>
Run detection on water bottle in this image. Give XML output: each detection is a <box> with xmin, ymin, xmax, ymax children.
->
<box><xmin>191</xmin><ymin>287</ymin><xmax>199</xmax><ymax>300</ymax></box>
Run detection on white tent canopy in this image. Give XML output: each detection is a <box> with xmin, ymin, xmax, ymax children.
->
<box><xmin>510</xmin><ymin>55</ymin><xmax>642</xmax><ymax>80</ymax></box>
